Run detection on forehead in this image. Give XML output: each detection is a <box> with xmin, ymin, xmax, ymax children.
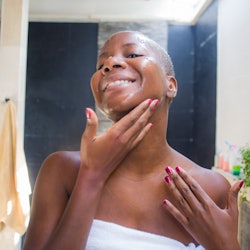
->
<box><xmin>100</xmin><ymin>32</ymin><xmax>152</xmax><ymax>54</ymax></box>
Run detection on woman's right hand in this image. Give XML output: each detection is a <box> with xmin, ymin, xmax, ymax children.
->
<box><xmin>79</xmin><ymin>98</ymin><xmax>159</xmax><ymax>182</ymax></box>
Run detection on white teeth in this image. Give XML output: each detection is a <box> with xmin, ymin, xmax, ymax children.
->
<box><xmin>108</xmin><ymin>80</ymin><xmax>132</xmax><ymax>87</ymax></box>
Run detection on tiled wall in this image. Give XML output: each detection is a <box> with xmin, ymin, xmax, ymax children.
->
<box><xmin>24</xmin><ymin>2</ymin><xmax>217</xmax><ymax>189</ymax></box>
<box><xmin>24</xmin><ymin>23</ymin><xmax>98</xmax><ymax>188</ymax></box>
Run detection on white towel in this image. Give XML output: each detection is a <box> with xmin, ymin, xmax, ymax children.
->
<box><xmin>86</xmin><ymin>220</ymin><xmax>205</xmax><ymax>250</ymax></box>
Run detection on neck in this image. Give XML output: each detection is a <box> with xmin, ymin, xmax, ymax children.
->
<box><xmin>114</xmin><ymin>107</ymin><xmax>174</xmax><ymax>178</ymax></box>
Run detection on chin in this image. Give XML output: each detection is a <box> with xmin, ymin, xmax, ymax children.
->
<box><xmin>97</xmin><ymin>95</ymin><xmax>147</xmax><ymax>122</ymax></box>
<box><xmin>106</xmin><ymin>110</ymin><xmax>131</xmax><ymax>122</ymax></box>
<box><xmin>99</xmin><ymin>105</ymin><xmax>134</xmax><ymax>122</ymax></box>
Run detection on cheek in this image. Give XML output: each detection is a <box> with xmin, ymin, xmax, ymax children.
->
<box><xmin>140</xmin><ymin>58</ymin><xmax>166</xmax><ymax>84</ymax></box>
<box><xmin>141</xmin><ymin>57</ymin><xmax>154</xmax><ymax>70</ymax></box>
<box><xmin>90</xmin><ymin>73</ymin><xmax>101</xmax><ymax>103</ymax></box>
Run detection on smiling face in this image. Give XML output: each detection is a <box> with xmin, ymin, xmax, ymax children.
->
<box><xmin>90</xmin><ymin>31</ymin><xmax>177</xmax><ymax>122</ymax></box>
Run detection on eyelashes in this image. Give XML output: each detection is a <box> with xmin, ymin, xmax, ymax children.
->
<box><xmin>127</xmin><ymin>53</ymin><xmax>142</xmax><ymax>58</ymax></box>
<box><xmin>97</xmin><ymin>64</ymin><xmax>104</xmax><ymax>70</ymax></box>
<box><xmin>96</xmin><ymin>54</ymin><xmax>143</xmax><ymax>71</ymax></box>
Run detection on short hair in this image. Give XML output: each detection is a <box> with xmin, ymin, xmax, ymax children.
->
<box><xmin>142</xmin><ymin>34</ymin><xmax>175</xmax><ymax>77</ymax></box>
<box><xmin>107</xmin><ymin>31</ymin><xmax>175</xmax><ymax>77</ymax></box>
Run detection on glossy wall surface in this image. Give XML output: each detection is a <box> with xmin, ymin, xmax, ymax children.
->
<box><xmin>25</xmin><ymin>1</ymin><xmax>217</xmax><ymax>189</ymax></box>
<box><xmin>25</xmin><ymin>23</ymin><xmax>98</xmax><ymax>188</ymax></box>
<box><xmin>168</xmin><ymin>0</ymin><xmax>217</xmax><ymax>168</ymax></box>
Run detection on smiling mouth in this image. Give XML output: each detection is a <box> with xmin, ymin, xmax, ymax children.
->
<box><xmin>103</xmin><ymin>80</ymin><xmax>134</xmax><ymax>92</ymax></box>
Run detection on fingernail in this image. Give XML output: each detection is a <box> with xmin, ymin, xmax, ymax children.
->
<box><xmin>163</xmin><ymin>200</ymin><xmax>168</xmax><ymax>205</ymax></box>
<box><xmin>152</xmin><ymin>99</ymin><xmax>159</xmax><ymax>112</ymax></box>
<box><xmin>151</xmin><ymin>100</ymin><xmax>159</xmax><ymax>112</ymax></box>
<box><xmin>176</xmin><ymin>166</ymin><xmax>181</xmax><ymax>174</ymax></box>
<box><xmin>147</xmin><ymin>99</ymin><xmax>152</xmax><ymax>105</ymax></box>
<box><xmin>165</xmin><ymin>176</ymin><xmax>171</xmax><ymax>184</ymax></box>
<box><xmin>85</xmin><ymin>108</ymin><xmax>91</xmax><ymax>119</ymax></box>
<box><xmin>148</xmin><ymin>123</ymin><xmax>153</xmax><ymax>129</ymax></box>
<box><xmin>239</xmin><ymin>180</ymin><xmax>244</xmax><ymax>188</ymax></box>
<box><xmin>165</xmin><ymin>166</ymin><xmax>173</xmax><ymax>174</ymax></box>
<box><xmin>154</xmin><ymin>99</ymin><xmax>159</xmax><ymax>107</ymax></box>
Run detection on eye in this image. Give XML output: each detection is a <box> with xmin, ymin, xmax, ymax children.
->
<box><xmin>97</xmin><ymin>64</ymin><xmax>103</xmax><ymax>70</ymax></box>
<box><xmin>127</xmin><ymin>54</ymin><xmax>142</xmax><ymax>58</ymax></box>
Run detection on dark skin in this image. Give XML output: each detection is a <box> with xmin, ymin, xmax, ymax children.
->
<box><xmin>23</xmin><ymin>31</ymin><xmax>241</xmax><ymax>250</ymax></box>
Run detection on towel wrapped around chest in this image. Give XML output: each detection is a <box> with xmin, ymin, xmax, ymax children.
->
<box><xmin>86</xmin><ymin>219</ymin><xmax>205</xmax><ymax>250</ymax></box>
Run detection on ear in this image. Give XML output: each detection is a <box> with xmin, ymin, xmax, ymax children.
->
<box><xmin>166</xmin><ymin>76</ymin><xmax>177</xmax><ymax>98</ymax></box>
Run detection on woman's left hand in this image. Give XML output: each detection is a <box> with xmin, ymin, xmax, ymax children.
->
<box><xmin>163</xmin><ymin>166</ymin><xmax>242</xmax><ymax>250</ymax></box>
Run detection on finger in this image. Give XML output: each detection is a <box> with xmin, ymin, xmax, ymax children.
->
<box><xmin>163</xmin><ymin>199</ymin><xmax>189</xmax><ymax>226</ymax></box>
<box><xmin>164</xmin><ymin>168</ymin><xmax>193</xmax><ymax>215</ymax></box>
<box><xmin>174</xmin><ymin>166</ymin><xmax>213</xmax><ymax>207</ymax></box>
<box><xmin>130</xmin><ymin>122</ymin><xmax>153</xmax><ymax>147</ymax></box>
<box><xmin>109</xmin><ymin>99</ymin><xmax>158</xmax><ymax>148</ymax></box>
<box><xmin>121</xmin><ymin>99</ymin><xmax>159</xmax><ymax>142</ymax></box>
<box><xmin>227</xmin><ymin>180</ymin><xmax>244</xmax><ymax>214</ymax></box>
<box><xmin>82</xmin><ymin>108</ymin><xmax>98</xmax><ymax>142</ymax></box>
<box><xmin>113</xmin><ymin>99</ymin><xmax>158</xmax><ymax>134</ymax></box>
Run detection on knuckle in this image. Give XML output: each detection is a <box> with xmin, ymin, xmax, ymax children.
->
<box><xmin>137</xmin><ymin>118</ymin><xmax>146</xmax><ymax>128</ymax></box>
<box><xmin>129</xmin><ymin>114</ymin><xmax>137</xmax><ymax>124</ymax></box>
<box><xmin>181</xmin><ymin>186</ymin><xmax>190</xmax><ymax>195</ymax></box>
<box><xmin>171</xmin><ymin>173</ymin><xmax>178</xmax><ymax>181</ymax></box>
<box><xmin>118</xmin><ymin>135</ymin><xmax>128</xmax><ymax>145</ymax></box>
<box><xmin>190</xmin><ymin>183</ymin><xmax>198</xmax><ymax>191</ymax></box>
<box><xmin>111</xmin><ymin>132</ymin><xmax>128</xmax><ymax>147</ymax></box>
<box><xmin>110</xmin><ymin>128</ymin><xmax>121</xmax><ymax>140</ymax></box>
<box><xmin>178</xmin><ymin>197</ymin><xmax>186</xmax><ymax>206</ymax></box>
<box><xmin>202</xmin><ymin>200</ymin><xmax>213</xmax><ymax>212</ymax></box>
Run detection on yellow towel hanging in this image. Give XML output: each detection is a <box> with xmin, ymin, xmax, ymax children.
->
<box><xmin>0</xmin><ymin>100</ymin><xmax>27</xmax><ymax>235</ymax></box>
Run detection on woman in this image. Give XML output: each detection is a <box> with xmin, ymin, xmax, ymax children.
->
<box><xmin>23</xmin><ymin>31</ymin><xmax>242</xmax><ymax>250</ymax></box>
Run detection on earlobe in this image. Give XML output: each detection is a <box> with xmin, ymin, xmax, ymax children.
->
<box><xmin>166</xmin><ymin>77</ymin><xmax>178</xmax><ymax>98</ymax></box>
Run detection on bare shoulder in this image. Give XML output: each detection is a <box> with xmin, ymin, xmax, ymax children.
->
<box><xmin>24</xmin><ymin>151</ymin><xmax>81</xmax><ymax>248</ymax></box>
<box><xmin>37</xmin><ymin>150</ymin><xmax>81</xmax><ymax>193</ymax></box>
<box><xmin>41</xmin><ymin>150</ymin><xmax>80</xmax><ymax>170</ymax></box>
<box><xmin>172</xmin><ymin>150</ymin><xmax>230</xmax><ymax>208</ymax></box>
<box><xmin>191</xmin><ymin>165</ymin><xmax>230</xmax><ymax>207</ymax></box>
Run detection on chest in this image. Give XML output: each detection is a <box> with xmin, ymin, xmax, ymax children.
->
<box><xmin>94</xmin><ymin>175</ymin><xmax>190</xmax><ymax>241</ymax></box>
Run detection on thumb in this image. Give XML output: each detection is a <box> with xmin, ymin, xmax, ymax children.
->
<box><xmin>227</xmin><ymin>180</ymin><xmax>244</xmax><ymax>212</ymax></box>
<box><xmin>83</xmin><ymin>108</ymin><xmax>99</xmax><ymax>140</ymax></box>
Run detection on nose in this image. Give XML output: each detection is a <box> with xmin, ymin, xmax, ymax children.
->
<box><xmin>102</xmin><ymin>56</ymin><xmax>126</xmax><ymax>74</ymax></box>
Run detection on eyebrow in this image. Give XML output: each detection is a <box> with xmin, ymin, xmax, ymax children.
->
<box><xmin>99</xmin><ymin>43</ymin><xmax>138</xmax><ymax>58</ymax></box>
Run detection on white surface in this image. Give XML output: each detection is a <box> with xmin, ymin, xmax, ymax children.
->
<box><xmin>27</xmin><ymin>0</ymin><xmax>212</xmax><ymax>24</ymax></box>
<box><xmin>217</xmin><ymin>0</ymin><xmax>250</xmax><ymax>151</ymax></box>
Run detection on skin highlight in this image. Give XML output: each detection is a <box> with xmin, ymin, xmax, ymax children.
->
<box><xmin>23</xmin><ymin>31</ymin><xmax>241</xmax><ymax>250</ymax></box>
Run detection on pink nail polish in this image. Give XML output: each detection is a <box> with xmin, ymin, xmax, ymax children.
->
<box><xmin>165</xmin><ymin>166</ymin><xmax>173</xmax><ymax>174</ymax></box>
<box><xmin>176</xmin><ymin>166</ymin><xmax>181</xmax><ymax>174</ymax></box>
<box><xmin>147</xmin><ymin>99</ymin><xmax>152</xmax><ymax>105</ymax></box>
<box><xmin>239</xmin><ymin>180</ymin><xmax>244</xmax><ymax>188</ymax></box>
<box><xmin>154</xmin><ymin>99</ymin><xmax>159</xmax><ymax>107</ymax></box>
<box><xmin>85</xmin><ymin>108</ymin><xmax>91</xmax><ymax>119</ymax></box>
<box><xmin>163</xmin><ymin>200</ymin><xmax>168</xmax><ymax>205</ymax></box>
<box><xmin>148</xmin><ymin>123</ymin><xmax>153</xmax><ymax>129</ymax></box>
<box><xmin>165</xmin><ymin>176</ymin><xmax>171</xmax><ymax>184</ymax></box>
<box><xmin>152</xmin><ymin>99</ymin><xmax>159</xmax><ymax>112</ymax></box>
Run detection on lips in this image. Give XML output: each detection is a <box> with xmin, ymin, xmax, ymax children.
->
<box><xmin>103</xmin><ymin>79</ymin><xmax>134</xmax><ymax>92</ymax></box>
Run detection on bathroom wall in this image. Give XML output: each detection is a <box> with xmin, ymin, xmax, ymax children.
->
<box><xmin>24</xmin><ymin>23</ymin><xmax>97</xmax><ymax>188</ymax></box>
<box><xmin>24</xmin><ymin>2</ymin><xmax>218</xmax><ymax>189</ymax></box>
<box><xmin>217</xmin><ymin>0</ymin><xmax>250</xmax><ymax>152</ymax></box>
<box><xmin>168</xmin><ymin>0</ymin><xmax>217</xmax><ymax>168</ymax></box>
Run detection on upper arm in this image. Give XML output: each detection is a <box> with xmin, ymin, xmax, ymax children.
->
<box><xmin>23</xmin><ymin>152</ymin><xmax>71</xmax><ymax>249</ymax></box>
<box><xmin>200</xmin><ymin>169</ymin><xmax>231</xmax><ymax>209</ymax></box>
